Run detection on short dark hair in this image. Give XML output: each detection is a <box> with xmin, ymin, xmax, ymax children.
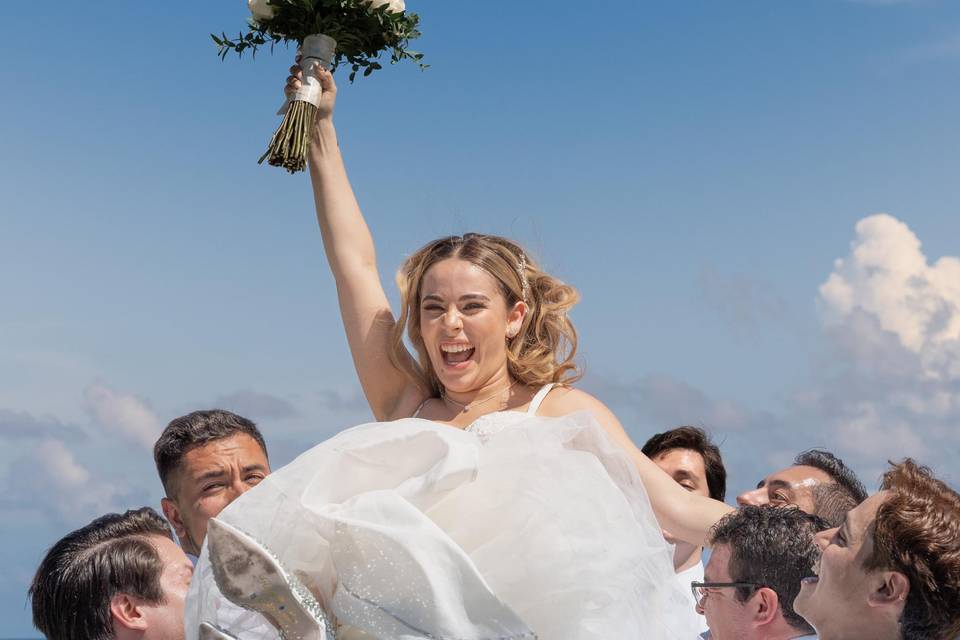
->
<box><xmin>710</xmin><ymin>505</ymin><xmax>829</xmax><ymax>634</ymax></box>
<box><xmin>810</xmin><ymin>481</ymin><xmax>860</xmax><ymax>527</ymax></box>
<box><xmin>29</xmin><ymin>507</ymin><xmax>173</xmax><ymax>640</ymax></box>
<box><xmin>794</xmin><ymin>449</ymin><xmax>868</xmax><ymax>505</ymax></box>
<box><xmin>866</xmin><ymin>459</ymin><xmax>960</xmax><ymax>640</ymax></box>
<box><xmin>641</xmin><ymin>426</ymin><xmax>727</xmax><ymax>501</ymax></box>
<box><xmin>154</xmin><ymin>409</ymin><xmax>268</xmax><ymax>495</ymax></box>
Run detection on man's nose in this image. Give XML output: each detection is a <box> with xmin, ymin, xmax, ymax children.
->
<box><xmin>814</xmin><ymin>527</ymin><xmax>835</xmax><ymax>550</ymax></box>
<box><xmin>737</xmin><ymin>487</ymin><xmax>769</xmax><ymax>506</ymax></box>
<box><xmin>229</xmin><ymin>477</ymin><xmax>250</xmax><ymax>497</ymax></box>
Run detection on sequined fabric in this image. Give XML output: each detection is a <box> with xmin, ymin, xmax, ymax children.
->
<box><xmin>186</xmin><ymin>411</ymin><xmax>698</xmax><ymax>639</ymax></box>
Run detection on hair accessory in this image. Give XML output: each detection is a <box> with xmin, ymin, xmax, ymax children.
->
<box><xmin>517</xmin><ymin>252</ymin><xmax>530</xmax><ymax>302</ymax></box>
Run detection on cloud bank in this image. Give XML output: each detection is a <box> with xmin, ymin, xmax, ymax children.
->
<box><xmin>84</xmin><ymin>383</ymin><xmax>162</xmax><ymax>448</ymax></box>
<box><xmin>805</xmin><ymin>214</ymin><xmax>960</xmax><ymax>479</ymax></box>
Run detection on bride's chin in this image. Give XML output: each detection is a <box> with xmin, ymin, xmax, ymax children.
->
<box><xmin>437</xmin><ymin>375</ymin><xmax>472</xmax><ymax>393</ymax></box>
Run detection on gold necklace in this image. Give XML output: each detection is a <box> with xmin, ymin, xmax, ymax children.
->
<box><xmin>442</xmin><ymin>380</ymin><xmax>518</xmax><ymax>413</ymax></box>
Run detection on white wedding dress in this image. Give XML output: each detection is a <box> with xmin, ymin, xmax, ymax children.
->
<box><xmin>185</xmin><ymin>385</ymin><xmax>697</xmax><ymax>639</ymax></box>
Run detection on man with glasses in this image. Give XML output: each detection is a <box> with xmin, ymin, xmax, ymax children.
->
<box><xmin>694</xmin><ymin>506</ymin><xmax>828</xmax><ymax>639</ymax></box>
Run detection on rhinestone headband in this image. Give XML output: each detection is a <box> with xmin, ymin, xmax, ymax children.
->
<box><xmin>518</xmin><ymin>252</ymin><xmax>530</xmax><ymax>302</ymax></box>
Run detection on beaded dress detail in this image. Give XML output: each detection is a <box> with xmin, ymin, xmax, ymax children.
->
<box><xmin>186</xmin><ymin>385</ymin><xmax>696</xmax><ymax>639</ymax></box>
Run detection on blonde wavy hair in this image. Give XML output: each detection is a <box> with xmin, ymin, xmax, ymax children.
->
<box><xmin>390</xmin><ymin>233</ymin><xmax>581</xmax><ymax>397</ymax></box>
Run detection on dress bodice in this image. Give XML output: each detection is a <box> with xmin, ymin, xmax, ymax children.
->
<box><xmin>443</xmin><ymin>384</ymin><xmax>555</xmax><ymax>444</ymax></box>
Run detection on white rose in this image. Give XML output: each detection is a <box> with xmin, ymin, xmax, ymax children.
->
<box><xmin>248</xmin><ymin>0</ymin><xmax>276</xmax><ymax>21</ymax></box>
<box><xmin>367</xmin><ymin>0</ymin><xmax>405</xmax><ymax>13</ymax></box>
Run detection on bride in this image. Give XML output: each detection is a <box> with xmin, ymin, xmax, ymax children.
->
<box><xmin>186</xmin><ymin>65</ymin><xmax>733</xmax><ymax>639</ymax></box>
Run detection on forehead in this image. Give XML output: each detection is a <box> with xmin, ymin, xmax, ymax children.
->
<box><xmin>653</xmin><ymin>448</ymin><xmax>707</xmax><ymax>479</ymax></box>
<box><xmin>150</xmin><ymin>534</ymin><xmax>189</xmax><ymax>566</ymax></box>
<box><xmin>421</xmin><ymin>258</ymin><xmax>501</xmax><ymax>297</ymax></box>
<box><xmin>766</xmin><ymin>464</ymin><xmax>832</xmax><ymax>487</ymax></box>
<box><xmin>179</xmin><ymin>433</ymin><xmax>267</xmax><ymax>475</ymax></box>
<box><xmin>846</xmin><ymin>491</ymin><xmax>888</xmax><ymax>541</ymax></box>
<box><xmin>704</xmin><ymin>543</ymin><xmax>732</xmax><ymax>580</ymax></box>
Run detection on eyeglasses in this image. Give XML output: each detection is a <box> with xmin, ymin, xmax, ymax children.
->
<box><xmin>690</xmin><ymin>581</ymin><xmax>765</xmax><ymax>608</ymax></box>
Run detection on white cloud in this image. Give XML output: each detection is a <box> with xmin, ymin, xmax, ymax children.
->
<box><xmin>0</xmin><ymin>439</ymin><xmax>122</xmax><ymax>524</ymax></box>
<box><xmin>84</xmin><ymin>383</ymin><xmax>162</xmax><ymax>448</ymax></box>
<box><xmin>0</xmin><ymin>408</ymin><xmax>86</xmax><ymax>442</ymax></box>
<box><xmin>807</xmin><ymin>214</ymin><xmax>960</xmax><ymax>482</ymax></box>
<box><xmin>819</xmin><ymin>213</ymin><xmax>960</xmax><ymax>380</ymax></box>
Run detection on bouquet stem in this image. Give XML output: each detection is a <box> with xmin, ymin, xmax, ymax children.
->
<box><xmin>259</xmin><ymin>101</ymin><xmax>318</xmax><ymax>173</ymax></box>
<box><xmin>258</xmin><ymin>34</ymin><xmax>336</xmax><ymax>174</ymax></box>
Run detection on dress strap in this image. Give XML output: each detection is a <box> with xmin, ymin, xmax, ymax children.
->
<box><xmin>526</xmin><ymin>383</ymin><xmax>556</xmax><ymax>416</ymax></box>
<box><xmin>412</xmin><ymin>397</ymin><xmax>431</xmax><ymax>418</ymax></box>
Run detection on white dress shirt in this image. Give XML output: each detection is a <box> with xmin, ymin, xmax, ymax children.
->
<box><xmin>677</xmin><ymin>559</ymin><xmax>710</xmax><ymax>636</ymax></box>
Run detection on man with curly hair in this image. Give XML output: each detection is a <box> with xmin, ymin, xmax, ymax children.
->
<box><xmin>696</xmin><ymin>506</ymin><xmax>827</xmax><ymax>640</ymax></box>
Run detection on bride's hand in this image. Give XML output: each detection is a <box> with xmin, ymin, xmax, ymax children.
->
<box><xmin>285</xmin><ymin>61</ymin><xmax>338</xmax><ymax>122</ymax></box>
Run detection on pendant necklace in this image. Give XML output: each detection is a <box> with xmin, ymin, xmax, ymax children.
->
<box><xmin>442</xmin><ymin>380</ymin><xmax>518</xmax><ymax>414</ymax></box>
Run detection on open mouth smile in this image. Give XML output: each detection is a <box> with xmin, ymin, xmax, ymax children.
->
<box><xmin>440</xmin><ymin>342</ymin><xmax>476</xmax><ymax>367</ymax></box>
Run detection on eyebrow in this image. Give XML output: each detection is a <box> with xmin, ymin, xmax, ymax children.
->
<box><xmin>422</xmin><ymin>293</ymin><xmax>491</xmax><ymax>303</ymax></box>
<box><xmin>766</xmin><ymin>479</ymin><xmax>793</xmax><ymax>492</ymax></box>
<box><xmin>194</xmin><ymin>463</ymin><xmax>267</xmax><ymax>483</ymax></box>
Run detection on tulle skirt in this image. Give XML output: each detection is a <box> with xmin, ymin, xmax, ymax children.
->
<box><xmin>186</xmin><ymin>411</ymin><xmax>698</xmax><ymax>639</ymax></box>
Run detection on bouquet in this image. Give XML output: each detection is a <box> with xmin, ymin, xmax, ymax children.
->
<box><xmin>214</xmin><ymin>0</ymin><xmax>425</xmax><ymax>173</ymax></box>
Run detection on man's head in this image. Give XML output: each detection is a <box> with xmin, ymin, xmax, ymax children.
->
<box><xmin>795</xmin><ymin>459</ymin><xmax>960</xmax><ymax>640</ymax></box>
<box><xmin>154</xmin><ymin>409</ymin><xmax>270</xmax><ymax>555</ymax></box>
<box><xmin>737</xmin><ymin>449</ymin><xmax>867</xmax><ymax>526</ymax></box>
<box><xmin>30</xmin><ymin>507</ymin><xmax>192</xmax><ymax>640</ymax></box>
<box><xmin>641</xmin><ymin>426</ymin><xmax>726</xmax><ymax>502</ymax></box>
<box><xmin>697</xmin><ymin>506</ymin><xmax>828</xmax><ymax>640</ymax></box>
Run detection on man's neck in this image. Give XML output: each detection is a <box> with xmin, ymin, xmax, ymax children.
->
<box><xmin>817</xmin><ymin>617</ymin><xmax>900</xmax><ymax>640</ymax></box>
<box><xmin>753</xmin><ymin>620</ymin><xmax>817</xmax><ymax>640</ymax></box>
<box><xmin>674</xmin><ymin>541</ymin><xmax>702</xmax><ymax>573</ymax></box>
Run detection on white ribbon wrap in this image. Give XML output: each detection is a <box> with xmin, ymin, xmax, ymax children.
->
<box><xmin>278</xmin><ymin>33</ymin><xmax>337</xmax><ymax>115</ymax></box>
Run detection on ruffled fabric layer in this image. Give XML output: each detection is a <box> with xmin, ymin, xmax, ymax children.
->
<box><xmin>186</xmin><ymin>412</ymin><xmax>697</xmax><ymax>639</ymax></box>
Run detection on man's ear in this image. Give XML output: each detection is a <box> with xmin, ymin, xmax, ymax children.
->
<box><xmin>110</xmin><ymin>593</ymin><xmax>148</xmax><ymax>632</ymax></box>
<box><xmin>161</xmin><ymin>496</ymin><xmax>188</xmax><ymax>543</ymax></box>
<box><xmin>869</xmin><ymin>571</ymin><xmax>910</xmax><ymax>609</ymax></box>
<box><xmin>752</xmin><ymin>587</ymin><xmax>781</xmax><ymax>626</ymax></box>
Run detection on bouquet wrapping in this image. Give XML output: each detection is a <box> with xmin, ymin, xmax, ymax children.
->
<box><xmin>215</xmin><ymin>0</ymin><xmax>425</xmax><ymax>173</ymax></box>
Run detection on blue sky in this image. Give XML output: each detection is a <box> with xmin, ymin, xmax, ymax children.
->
<box><xmin>3</xmin><ymin>1</ymin><xmax>960</xmax><ymax>635</ymax></box>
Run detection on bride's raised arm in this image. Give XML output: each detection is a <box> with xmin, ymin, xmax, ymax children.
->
<box><xmin>544</xmin><ymin>388</ymin><xmax>733</xmax><ymax>547</ymax></box>
<box><xmin>293</xmin><ymin>64</ymin><xmax>425</xmax><ymax>420</ymax></box>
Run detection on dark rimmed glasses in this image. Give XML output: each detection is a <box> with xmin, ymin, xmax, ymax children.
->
<box><xmin>690</xmin><ymin>581</ymin><xmax>765</xmax><ymax>608</ymax></box>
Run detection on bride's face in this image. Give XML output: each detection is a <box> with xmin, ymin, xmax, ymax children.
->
<box><xmin>419</xmin><ymin>258</ymin><xmax>524</xmax><ymax>393</ymax></box>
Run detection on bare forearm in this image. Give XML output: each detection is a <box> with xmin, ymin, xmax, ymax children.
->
<box><xmin>308</xmin><ymin>120</ymin><xmax>378</xmax><ymax>280</ymax></box>
<box><xmin>631</xmin><ymin>448</ymin><xmax>732</xmax><ymax>547</ymax></box>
